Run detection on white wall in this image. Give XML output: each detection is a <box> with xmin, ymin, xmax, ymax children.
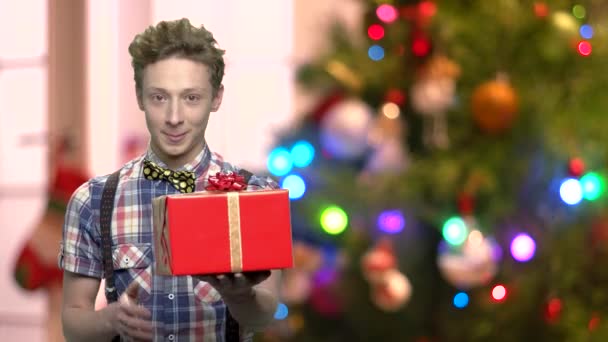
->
<box><xmin>0</xmin><ymin>0</ymin><xmax>48</xmax><ymax>340</ymax></box>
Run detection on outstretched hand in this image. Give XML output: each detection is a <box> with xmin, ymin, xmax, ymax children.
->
<box><xmin>107</xmin><ymin>281</ymin><xmax>154</xmax><ymax>341</ymax></box>
<box><xmin>197</xmin><ymin>271</ymin><xmax>271</xmax><ymax>302</ymax></box>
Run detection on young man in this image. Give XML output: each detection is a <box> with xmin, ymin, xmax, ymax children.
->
<box><xmin>59</xmin><ymin>19</ymin><xmax>281</xmax><ymax>341</ymax></box>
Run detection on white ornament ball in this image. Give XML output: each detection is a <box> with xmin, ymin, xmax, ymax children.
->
<box><xmin>437</xmin><ymin>233</ymin><xmax>498</xmax><ymax>289</ymax></box>
<box><xmin>371</xmin><ymin>269</ymin><xmax>412</xmax><ymax>312</ymax></box>
<box><xmin>319</xmin><ymin>99</ymin><xmax>373</xmax><ymax>160</ymax></box>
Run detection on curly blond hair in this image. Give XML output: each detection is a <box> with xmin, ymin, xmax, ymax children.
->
<box><xmin>128</xmin><ymin>18</ymin><xmax>225</xmax><ymax>98</ymax></box>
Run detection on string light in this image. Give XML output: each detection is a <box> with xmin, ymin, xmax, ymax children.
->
<box><xmin>281</xmin><ymin>174</ymin><xmax>306</xmax><ymax>200</ymax></box>
<box><xmin>381</xmin><ymin>102</ymin><xmax>400</xmax><ymax>119</ymax></box>
<box><xmin>320</xmin><ymin>206</ymin><xmax>349</xmax><ymax>235</ymax></box>
<box><xmin>412</xmin><ymin>37</ymin><xmax>431</xmax><ymax>57</ymax></box>
<box><xmin>492</xmin><ymin>285</ymin><xmax>507</xmax><ymax>301</ymax></box>
<box><xmin>291</xmin><ymin>140</ymin><xmax>315</xmax><ymax>168</ymax></box>
<box><xmin>577</xmin><ymin>41</ymin><xmax>592</xmax><ymax>56</ymax></box>
<box><xmin>453</xmin><ymin>292</ymin><xmax>469</xmax><ymax>309</ymax></box>
<box><xmin>274</xmin><ymin>303</ymin><xmax>289</xmax><ymax>320</ymax></box>
<box><xmin>510</xmin><ymin>233</ymin><xmax>536</xmax><ymax>262</ymax></box>
<box><xmin>368</xmin><ymin>45</ymin><xmax>385</xmax><ymax>61</ymax></box>
<box><xmin>580</xmin><ymin>172</ymin><xmax>603</xmax><ymax>200</ymax></box>
<box><xmin>368</xmin><ymin>24</ymin><xmax>385</xmax><ymax>40</ymax></box>
<box><xmin>442</xmin><ymin>216</ymin><xmax>468</xmax><ymax>246</ymax></box>
<box><xmin>579</xmin><ymin>24</ymin><xmax>594</xmax><ymax>39</ymax></box>
<box><xmin>418</xmin><ymin>1</ymin><xmax>437</xmax><ymax>18</ymax></box>
<box><xmin>267</xmin><ymin>147</ymin><xmax>293</xmax><ymax>176</ymax></box>
<box><xmin>572</xmin><ymin>5</ymin><xmax>586</xmax><ymax>19</ymax></box>
<box><xmin>376</xmin><ymin>4</ymin><xmax>398</xmax><ymax>23</ymax></box>
<box><xmin>559</xmin><ymin>178</ymin><xmax>583</xmax><ymax>205</ymax></box>
<box><xmin>377</xmin><ymin>210</ymin><xmax>405</xmax><ymax>234</ymax></box>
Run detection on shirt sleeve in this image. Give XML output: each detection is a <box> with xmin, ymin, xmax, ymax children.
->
<box><xmin>246</xmin><ymin>173</ymin><xmax>280</xmax><ymax>190</ymax></box>
<box><xmin>58</xmin><ymin>181</ymin><xmax>103</xmax><ymax>278</ymax></box>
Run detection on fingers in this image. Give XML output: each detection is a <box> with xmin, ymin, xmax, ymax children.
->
<box><xmin>243</xmin><ymin>271</ymin><xmax>271</xmax><ymax>285</ymax></box>
<box><xmin>116</xmin><ymin>284</ymin><xmax>153</xmax><ymax>341</ymax></box>
<box><xmin>122</xmin><ymin>302</ymin><xmax>152</xmax><ymax>319</ymax></box>
<box><xmin>216</xmin><ymin>274</ymin><xmax>233</xmax><ymax>288</ymax></box>
<box><xmin>116</xmin><ymin>302</ymin><xmax>154</xmax><ymax>341</ymax></box>
<box><xmin>198</xmin><ymin>271</ymin><xmax>271</xmax><ymax>288</ymax></box>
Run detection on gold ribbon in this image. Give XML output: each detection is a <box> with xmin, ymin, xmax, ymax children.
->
<box><xmin>227</xmin><ymin>192</ymin><xmax>243</xmax><ymax>272</ymax></box>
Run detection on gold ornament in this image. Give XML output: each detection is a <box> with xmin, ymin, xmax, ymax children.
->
<box><xmin>471</xmin><ymin>78</ymin><xmax>519</xmax><ymax>134</ymax></box>
<box><xmin>325</xmin><ymin>60</ymin><xmax>363</xmax><ymax>92</ymax></box>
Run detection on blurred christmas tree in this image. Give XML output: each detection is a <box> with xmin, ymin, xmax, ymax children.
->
<box><xmin>260</xmin><ymin>1</ymin><xmax>608</xmax><ymax>341</ymax></box>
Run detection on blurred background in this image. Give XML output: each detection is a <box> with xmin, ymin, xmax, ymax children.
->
<box><xmin>2</xmin><ymin>0</ymin><xmax>608</xmax><ymax>341</ymax></box>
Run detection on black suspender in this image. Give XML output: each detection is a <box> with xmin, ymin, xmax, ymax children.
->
<box><xmin>100</xmin><ymin>170</ymin><xmax>121</xmax><ymax>303</ymax></box>
<box><xmin>100</xmin><ymin>170</ymin><xmax>121</xmax><ymax>342</ymax></box>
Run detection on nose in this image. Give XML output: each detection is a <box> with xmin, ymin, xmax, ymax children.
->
<box><xmin>166</xmin><ymin>99</ymin><xmax>183</xmax><ymax>126</ymax></box>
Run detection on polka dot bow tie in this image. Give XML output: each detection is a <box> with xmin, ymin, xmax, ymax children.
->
<box><xmin>142</xmin><ymin>159</ymin><xmax>196</xmax><ymax>193</ymax></box>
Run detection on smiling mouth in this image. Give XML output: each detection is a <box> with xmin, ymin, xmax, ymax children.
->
<box><xmin>163</xmin><ymin>132</ymin><xmax>187</xmax><ymax>143</ymax></box>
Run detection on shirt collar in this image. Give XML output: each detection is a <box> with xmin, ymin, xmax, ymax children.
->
<box><xmin>144</xmin><ymin>142</ymin><xmax>212</xmax><ymax>179</ymax></box>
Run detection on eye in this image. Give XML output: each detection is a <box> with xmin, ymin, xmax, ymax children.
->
<box><xmin>185</xmin><ymin>94</ymin><xmax>201</xmax><ymax>102</ymax></box>
<box><xmin>151</xmin><ymin>94</ymin><xmax>166</xmax><ymax>102</ymax></box>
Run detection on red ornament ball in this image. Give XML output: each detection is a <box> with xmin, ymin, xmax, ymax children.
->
<box><xmin>385</xmin><ymin>88</ymin><xmax>406</xmax><ymax>106</ymax></box>
<box><xmin>544</xmin><ymin>298</ymin><xmax>563</xmax><ymax>324</ymax></box>
<box><xmin>568</xmin><ymin>158</ymin><xmax>585</xmax><ymax>177</ymax></box>
<box><xmin>534</xmin><ymin>3</ymin><xmax>549</xmax><ymax>18</ymax></box>
<box><xmin>457</xmin><ymin>192</ymin><xmax>475</xmax><ymax>216</ymax></box>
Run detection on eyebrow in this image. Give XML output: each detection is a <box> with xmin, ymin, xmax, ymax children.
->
<box><xmin>145</xmin><ymin>87</ymin><xmax>207</xmax><ymax>94</ymax></box>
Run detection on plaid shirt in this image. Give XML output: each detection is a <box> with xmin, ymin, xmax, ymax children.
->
<box><xmin>59</xmin><ymin>144</ymin><xmax>278</xmax><ymax>342</ymax></box>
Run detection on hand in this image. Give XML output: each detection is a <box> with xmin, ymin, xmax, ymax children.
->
<box><xmin>197</xmin><ymin>271</ymin><xmax>271</xmax><ymax>302</ymax></box>
<box><xmin>106</xmin><ymin>281</ymin><xmax>154</xmax><ymax>341</ymax></box>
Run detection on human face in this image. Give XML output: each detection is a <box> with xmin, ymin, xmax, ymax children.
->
<box><xmin>139</xmin><ymin>56</ymin><xmax>223</xmax><ymax>169</ymax></box>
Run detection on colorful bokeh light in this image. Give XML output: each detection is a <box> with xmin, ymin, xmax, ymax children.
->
<box><xmin>442</xmin><ymin>216</ymin><xmax>468</xmax><ymax>246</ymax></box>
<box><xmin>267</xmin><ymin>147</ymin><xmax>293</xmax><ymax>176</ymax></box>
<box><xmin>510</xmin><ymin>233</ymin><xmax>536</xmax><ymax>262</ymax></box>
<box><xmin>572</xmin><ymin>4</ymin><xmax>586</xmax><ymax>19</ymax></box>
<box><xmin>274</xmin><ymin>303</ymin><xmax>289</xmax><ymax>320</ymax></box>
<box><xmin>368</xmin><ymin>45</ymin><xmax>385</xmax><ymax>61</ymax></box>
<box><xmin>453</xmin><ymin>292</ymin><xmax>469</xmax><ymax>309</ymax></box>
<box><xmin>580</xmin><ymin>24</ymin><xmax>594</xmax><ymax>39</ymax></box>
<box><xmin>492</xmin><ymin>285</ymin><xmax>507</xmax><ymax>301</ymax></box>
<box><xmin>320</xmin><ymin>206</ymin><xmax>349</xmax><ymax>235</ymax></box>
<box><xmin>412</xmin><ymin>37</ymin><xmax>431</xmax><ymax>57</ymax></box>
<box><xmin>577</xmin><ymin>41</ymin><xmax>592</xmax><ymax>56</ymax></box>
<box><xmin>580</xmin><ymin>172</ymin><xmax>603</xmax><ymax>201</ymax></box>
<box><xmin>377</xmin><ymin>210</ymin><xmax>405</xmax><ymax>234</ymax></box>
<box><xmin>368</xmin><ymin>24</ymin><xmax>385</xmax><ymax>40</ymax></box>
<box><xmin>560</xmin><ymin>178</ymin><xmax>583</xmax><ymax>205</ymax></box>
<box><xmin>281</xmin><ymin>174</ymin><xmax>306</xmax><ymax>200</ymax></box>
<box><xmin>376</xmin><ymin>4</ymin><xmax>398</xmax><ymax>23</ymax></box>
<box><xmin>290</xmin><ymin>140</ymin><xmax>315</xmax><ymax>168</ymax></box>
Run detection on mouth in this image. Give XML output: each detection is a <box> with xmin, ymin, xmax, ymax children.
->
<box><xmin>163</xmin><ymin>131</ymin><xmax>187</xmax><ymax>144</ymax></box>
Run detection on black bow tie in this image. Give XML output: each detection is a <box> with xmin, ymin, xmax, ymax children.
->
<box><xmin>142</xmin><ymin>159</ymin><xmax>196</xmax><ymax>193</ymax></box>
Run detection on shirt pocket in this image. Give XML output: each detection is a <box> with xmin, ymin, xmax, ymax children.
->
<box><xmin>112</xmin><ymin>243</ymin><xmax>153</xmax><ymax>297</ymax></box>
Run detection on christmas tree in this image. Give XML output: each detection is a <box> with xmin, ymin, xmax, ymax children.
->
<box><xmin>261</xmin><ymin>1</ymin><xmax>608</xmax><ymax>341</ymax></box>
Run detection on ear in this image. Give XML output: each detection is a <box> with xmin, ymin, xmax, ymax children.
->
<box><xmin>211</xmin><ymin>85</ymin><xmax>224</xmax><ymax>112</ymax></box>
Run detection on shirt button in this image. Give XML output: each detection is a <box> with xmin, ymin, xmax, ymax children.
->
<box><xmin>168</xmin><ymin>293</ymin><xmax>175</xmax><ymax>300</ymax></box>
<box><xmin>168</xmin><ymin>334</ymin><xmax>175</xmax><ymax>341</ymax></box>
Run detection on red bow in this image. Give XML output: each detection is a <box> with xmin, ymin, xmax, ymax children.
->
<box><xmin>205</xmin><ymin>172</ymin><xmax>247</xmax><ymax>191</ymax></box>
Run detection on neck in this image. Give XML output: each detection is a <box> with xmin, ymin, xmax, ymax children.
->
<box><xmin>150</xmin><ymin>141</ymin><xmax>206</xmax><ymax>170</ymax></box>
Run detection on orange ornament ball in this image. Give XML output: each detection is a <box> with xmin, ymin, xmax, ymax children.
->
<box><xmin>471</xmin><ymin>80</ymin><xmax>519</xmax><ymax>134</ymax></box>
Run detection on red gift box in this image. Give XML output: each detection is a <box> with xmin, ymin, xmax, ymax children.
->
<box><xmin>153</xmin><ymin>189</ymin><xmax>293</xmax><ymax>276</ymax></box>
